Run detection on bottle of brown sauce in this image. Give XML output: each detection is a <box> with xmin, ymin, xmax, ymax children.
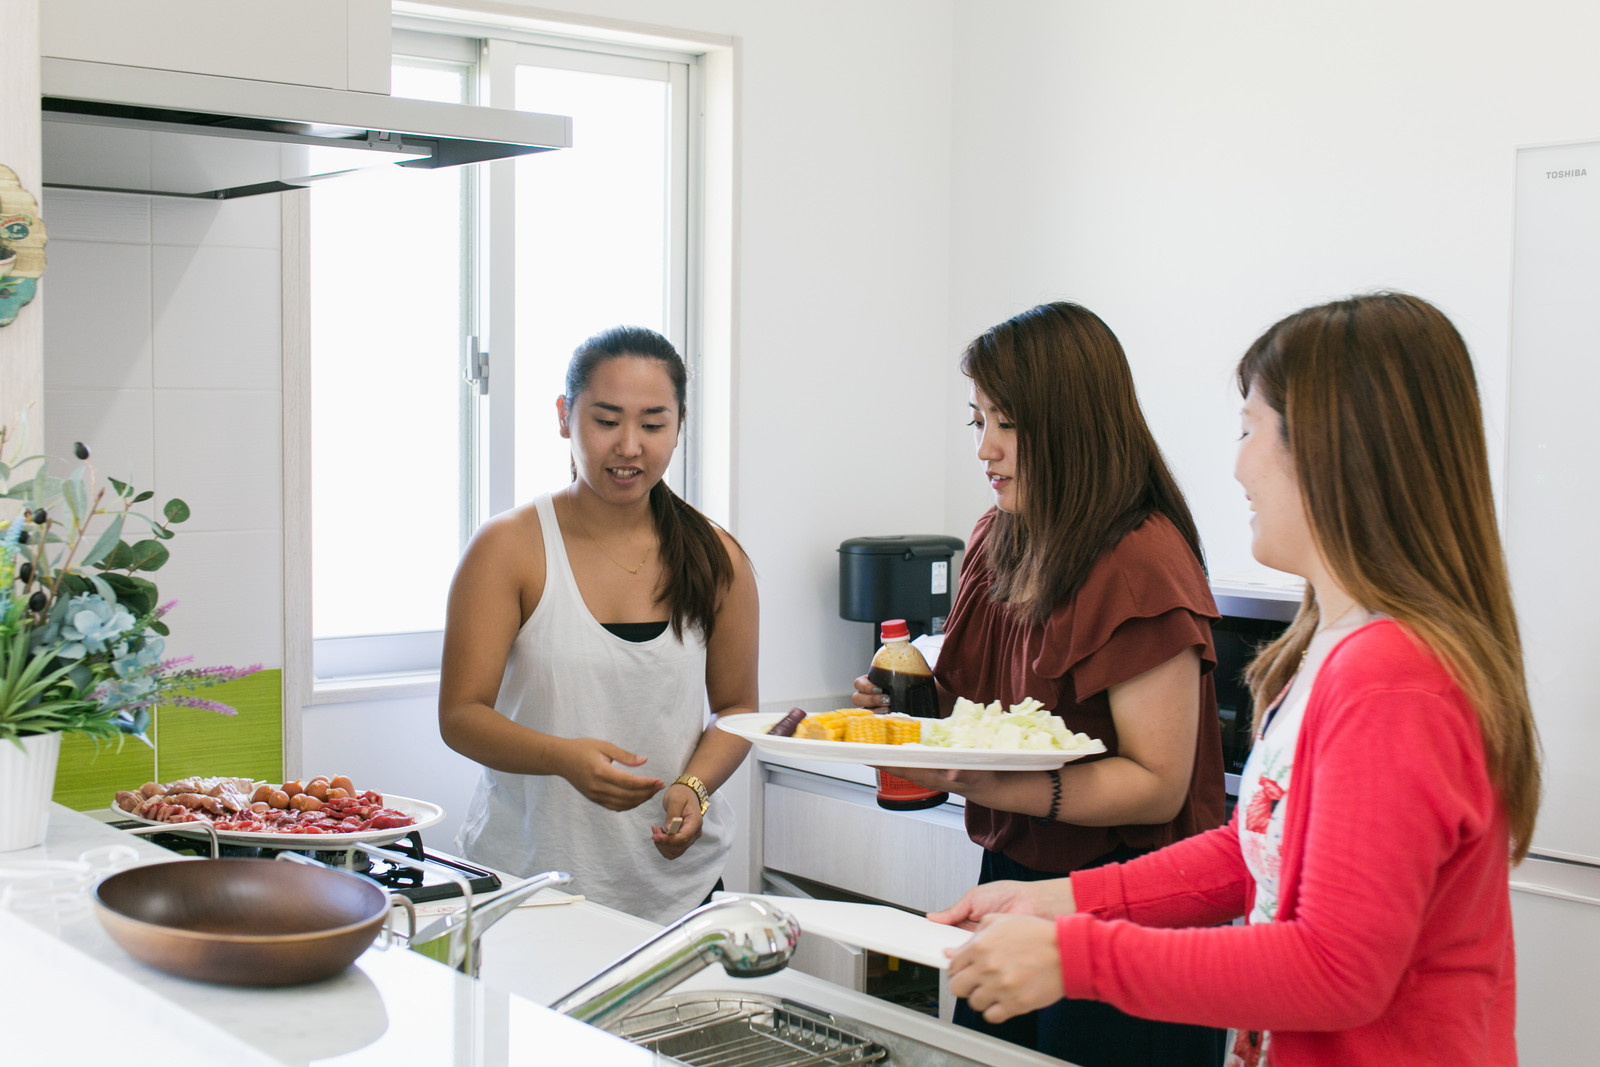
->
<box><xmin>867</xmin><ymin>619</ymin><xmax>948</xmax><ymax>810</ymax></box>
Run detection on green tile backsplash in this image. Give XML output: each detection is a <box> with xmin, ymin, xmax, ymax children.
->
<box><xmin>52</xmin><ymin>669</ymin><xmax>283</xmax><ymax>809</ymax></box>
<box><xmin>50</xmin><ymin>731</ymin><xmax>157</xmax><ymax>812</ymax></box>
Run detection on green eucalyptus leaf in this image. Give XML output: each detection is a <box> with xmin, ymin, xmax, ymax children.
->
<box><xmin>127</xmin><ymin>539</ymin><xmax>170</xmax><ymax>572</ymax></box>
<box><xmin>82</xmin><ymin>514</ymin><xmax>125</xmax><ymax>567</ymax></box>
<box><xmin>64</xmin><ymin>469</ymin><xmax>89</xmax><ymax>525</ymax></box>
<box><xmin>163</xmin><ymin>499</ymin><xmax>191</xmax><ymax>523</ymax></box>
<box><xmin>88</xmin><ymin>573</ymin><xmax>116</xmax><ymax>603</ymax></box>
<box><xmin>7</xmin><ymin>472</ymin><xmax>61</xmax><ymax>505</ymax></box>
<box><xmin>59</xmin><ymin>572</ymin><xmax>93</xmax><ymax>597</ymax></box>
<box><xmin>101</xmin><ymin>573</ymin><xmax>158</xmax><ymax>618</ymax></box>
<box><xmin>150</xmin><ymin>619</ymin><xmax>170</xmax><ymax>637</ymax></box>
<box><xmin>99</xmin><ymin>540</ymin><xmax>136</xmax><ymax>570</ymax></box>
<box><xmin>29</xmin><ymin>465</ymin><xmax>49</xmax><ymax>512</ymax></box>
<box><xmin>132</xmin><ymin>490</ymin><xmax>153</xmax><ymax>503</ymax></box>
<box><xmin>155</xmin><ymin>526</ymin><xmax>176</xmax><ymax>541</ymax></box>
<box><xmin>108</xmin><ymin>477</ymin><xmax>130</xmax><ymax>497</ymax></box>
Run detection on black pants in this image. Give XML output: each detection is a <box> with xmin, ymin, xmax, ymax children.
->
<box><xmin>953</xmin><ymin>847</ymin><xmax>1225</xmax><ymax>1067</ymax></box>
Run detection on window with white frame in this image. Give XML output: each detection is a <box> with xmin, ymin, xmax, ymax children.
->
<box><xmin>307</xmin><ymin>25</ymin><xmax>699</xmax><ymax>680</ymax></box>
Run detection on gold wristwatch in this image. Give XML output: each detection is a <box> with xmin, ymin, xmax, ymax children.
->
<box><xmin>673</xmin><ymin>773</ymin><xmax>710</xmax><ymax>814</ymax></box>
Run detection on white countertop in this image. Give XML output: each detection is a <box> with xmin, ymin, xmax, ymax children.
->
<box><xmin>3</xmin><ymin>805</ymin><xmax>1065</xmax><ymax>1067</ymax></box>
<box><xmin>0</xmin><ymin>806</ymin><xmax>652</xmax><ymax>1065</ymax></box>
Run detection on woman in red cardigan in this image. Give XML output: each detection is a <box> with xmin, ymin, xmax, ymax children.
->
<box><xmin>934</xmin><ymin>292</ymin><xmax>1542</xmax><ymax>1066</ymax></box>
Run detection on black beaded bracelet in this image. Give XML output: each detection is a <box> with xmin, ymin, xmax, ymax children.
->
<box><xmin>1032</xmin><ymin>768</ymin><xmax>1062</xmax><ymax>825</ymax></box>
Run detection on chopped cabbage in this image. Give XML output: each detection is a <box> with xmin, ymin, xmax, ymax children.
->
<box><xmin>920</xmin><ymin>696</ymin><xmax>1098</xmax><ymax>751</ymax></box>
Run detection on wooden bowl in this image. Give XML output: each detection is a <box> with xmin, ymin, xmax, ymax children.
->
<box><xmin>94</xmin><ymin>858</ymin><xmax>390</xmax><ymax>986</ymax></box>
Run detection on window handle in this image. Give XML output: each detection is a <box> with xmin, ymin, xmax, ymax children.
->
<box><xmin>466</xmin><ymin>336</ymin><xmax>489</xmax><ymax>395</ymax></box>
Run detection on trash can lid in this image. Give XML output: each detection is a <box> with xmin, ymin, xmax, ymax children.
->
<box><xmin>838</xmin><ymin>534</ymin><xmax>965</xmax><ymax>556</ymax></box>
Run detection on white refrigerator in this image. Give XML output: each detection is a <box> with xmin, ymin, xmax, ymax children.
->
<box><xmin>1506</xmin><ymin>136</ymin><xmax>1600</xmax><ymax>1063</ymax></box>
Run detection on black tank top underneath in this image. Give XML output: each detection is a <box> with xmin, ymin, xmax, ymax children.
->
<box><xmin>601</xmin><ymin>620</ymin><xmax>669</xmax><ymax>643</ymax></box>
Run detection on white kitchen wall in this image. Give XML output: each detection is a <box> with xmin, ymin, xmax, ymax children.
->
<box><xmin>41</xmin><ymin>189</ymin><xmax>284</xmax><ymax>672</ymax></box>
<box><xmin>943</xmin><ymin>0</ymin><xmax>1600</xmax><ymax>582</ymax></box>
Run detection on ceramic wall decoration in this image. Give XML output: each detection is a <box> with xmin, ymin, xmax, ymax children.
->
<box><xmin>0</xmin><ymin>165</ymin><xmax>48</xmax><ymax>328</ymax></box>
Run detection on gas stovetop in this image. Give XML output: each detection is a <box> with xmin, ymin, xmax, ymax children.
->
<box><xmin>109</xmin><ymin>821</ymin><xmax>501</xmax><ymax>903</ymax></box>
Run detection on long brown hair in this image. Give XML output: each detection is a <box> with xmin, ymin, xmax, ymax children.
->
<box><xmin>565</xmin><ymin>326</ymin><xmax>739</xmax><ymax>642</ymax></box>
<box><xmin>1237</xmin><ymin>293</ymin><xmax>1541</xmax><ymax>861</ymax></box>
<box><xmin>961</xmin><ymin>302</ymin><xmax>1203</xmax><ymax>624</ymax></box>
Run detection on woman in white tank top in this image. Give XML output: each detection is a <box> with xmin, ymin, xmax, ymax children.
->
<box><xmin>439</xmin><ymin>326</ymin><xmax>758</xmax><ymax>925</ymax></box>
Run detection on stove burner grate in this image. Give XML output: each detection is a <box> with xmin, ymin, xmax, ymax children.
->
<box><xmin>108</xmin><ymin>822</ymin><xmax>501</xmax><ymax>903</ymax></box>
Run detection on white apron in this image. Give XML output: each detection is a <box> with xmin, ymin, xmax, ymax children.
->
<box><xmin>456</xmin><ymin>494</ymin><xmax>733</xmax><ymax>925</ymax></box>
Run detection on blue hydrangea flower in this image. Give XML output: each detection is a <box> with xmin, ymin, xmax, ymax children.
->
<box><xmin>113</xmin><ymin>636</ymin><xmax>165</xmax><ymax>676</ymax></box>
<box><xmin>56</xmin><ymin>594</ymin><xmax>136</xmax><ymax>659</ymax></box>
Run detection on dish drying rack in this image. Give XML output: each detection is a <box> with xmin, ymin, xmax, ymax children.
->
<box><xmin>616</xmin><ymin>994</ymin><xmax>887</xmax><ymax>1066</ymax></box>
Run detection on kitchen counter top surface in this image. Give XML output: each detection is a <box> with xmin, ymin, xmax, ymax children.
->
<box><xmin>0</xmin><ymin>806</ymin><xmax>654</xmax><ymax>1065</ymax></box>
<box><xmin>4</xmin><ymin>804</ymin><xmax>1067</xmax><ymax>1067</ymax></box>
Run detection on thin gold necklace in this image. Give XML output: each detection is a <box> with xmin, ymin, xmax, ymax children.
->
<box><xmin>568</xmin><ymin>500</ymin><xmax>651</xmax><ymax>576</ymax></box>
<box><xmin>1316</xmin><ymin>599</ymin><xmax>1361</xmax><ymax>634</ymax></box>
<box><xmin>1301</xmin><ymin>599</ymin><xmax>1362</xmax><ymax>663</ymax></box>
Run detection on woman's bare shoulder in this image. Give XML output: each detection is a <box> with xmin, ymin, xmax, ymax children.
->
<box><xmin>712</xmin><ymin>524</ymin><xmax>756</xmax><ymax>576</ymax></box>
<box><xmin>462</xmin><ymin>500</ymin><xmax>546</xmax><ymax>573</ymax></box>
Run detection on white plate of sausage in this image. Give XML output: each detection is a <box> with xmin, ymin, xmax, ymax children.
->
<box><xmin>111</xmin><ymin>789</ymin><xmax>444</xmax><ymax>848</ymax></box>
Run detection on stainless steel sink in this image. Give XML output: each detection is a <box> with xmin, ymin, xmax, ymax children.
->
<box><xmin>611</xmin><ymin>991</ymin><xmax>997</xmax><ymax>1067</ymax></box>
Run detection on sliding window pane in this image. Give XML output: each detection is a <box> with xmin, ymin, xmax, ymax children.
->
<box><xmin>309</xmin><ymin>64</ymin><xmax>469</xmax><ymax>642</ymax></box>
<box><xmin>513</xmin><ymin>64</ymin><xmax>672</xmax><ymax>503</ymax></box>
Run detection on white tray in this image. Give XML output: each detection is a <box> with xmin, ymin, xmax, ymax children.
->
<box><xmin>111</xmin><ymin>792</ymin><xmax>445</xmax><ymax>848</ymax></box>
<box><xmin>717</xmin><ymin>712</ymin><xmax>1105</xmax><ymax>771</ymax></box>
<box><xmin>715</xmin><ymin>892</ymin><xmax>970</xmax><ymax>969</ymax></box>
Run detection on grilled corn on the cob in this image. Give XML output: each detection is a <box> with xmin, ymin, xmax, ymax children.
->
<box><xmin>792</xmin><ymin>708</ymin><xmax>921</xmax><ymax>744</ymax></box>
<box><xmin>793</xmin><ymin>708</ymin><xmax>873</xmax><ymax>740</ymax></box>
<box><xmin>843</xmin><ymin>714</ymin><xmax>922</xmax><ymax>745</ymax></box>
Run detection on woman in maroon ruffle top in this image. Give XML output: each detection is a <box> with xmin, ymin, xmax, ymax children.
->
<box><xmin>855</xmin><ymin>301</ymin><xmax>1227</xmax><ymax>1067</ymax></box>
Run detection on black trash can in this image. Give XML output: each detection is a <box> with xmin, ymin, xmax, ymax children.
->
<box><xmin>838</xmin><ymin>535</ymin><xmax>965</xmax><ymax>653</ymax></box>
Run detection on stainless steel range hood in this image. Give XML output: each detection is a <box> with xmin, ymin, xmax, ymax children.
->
<box><xmin>42</xmin><ymin>58</ymin><xmax>572</xmax><ymax>200</ymax></box>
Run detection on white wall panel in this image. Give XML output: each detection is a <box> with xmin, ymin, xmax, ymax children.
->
<box><xmin>153</xmin><ymin>527</ymin><xmax>284</xmax><ymax>669</ymax></box>
<box><xmin>151</xmin><ymin>244</ymin><xmax>281</xmax><ymax>391</ymax></box>
<box><xmin>41</xmin><ymin>386</ymin><xmax>153</xmax><ymax>488</ymax></box>
<box><xmin>152</xmin><ymin>194</ymin><xmax>281</xmax><ymax>250</ymax></box>
<box><xmin>944</xmin><ymin>0</ymin><xmax>1600</xmax><ymax>585</ymax></box>
<box><xmin>152</xmin><ymin>388</ymin><xmax>283</xmax><ymax>532</ymax></box>
<box><xmin>39</xmin><ymin>240</ymin><xmax>152</xmax><ymax>390</ymax></box>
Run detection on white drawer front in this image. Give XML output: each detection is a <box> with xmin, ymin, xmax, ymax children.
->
<box><xmin>762</xmin><ymin>771</ymin><xmax>983</xmax><ymax>914</ymax></box>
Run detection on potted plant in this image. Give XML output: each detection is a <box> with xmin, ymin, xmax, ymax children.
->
<box><xmin>1</xmin><ymin>428</ymin><xmax>259</xmax><ymax>850</ymax></box>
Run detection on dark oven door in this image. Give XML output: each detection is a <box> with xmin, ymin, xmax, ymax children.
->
<box><xmin>1213</xmin><ymin>615</ymin><xmax>1290</xmax><ymax>808</ymax></box>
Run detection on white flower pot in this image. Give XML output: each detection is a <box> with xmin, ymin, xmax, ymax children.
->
<box><xmin>0</xmin><ymin>732</ymin><xmax>62</xmax><ymax>852</ymax></box>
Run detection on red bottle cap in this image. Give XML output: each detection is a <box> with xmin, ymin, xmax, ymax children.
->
<box><xmin>879</xmin><ymin>619</ymin><xmax>909</xmax><ymax>641</ymax></box>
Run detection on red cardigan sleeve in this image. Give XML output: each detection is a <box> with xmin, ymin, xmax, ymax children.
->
<box><xmin>1071</xmin><ymin>820</ymin><xmax>1250</xmax><ymax>928</ymax></box>
<box><xmin>1054</xmin><ymin>626</ymin><xmax>1498</xmax><ymax>1034</ymax></box>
